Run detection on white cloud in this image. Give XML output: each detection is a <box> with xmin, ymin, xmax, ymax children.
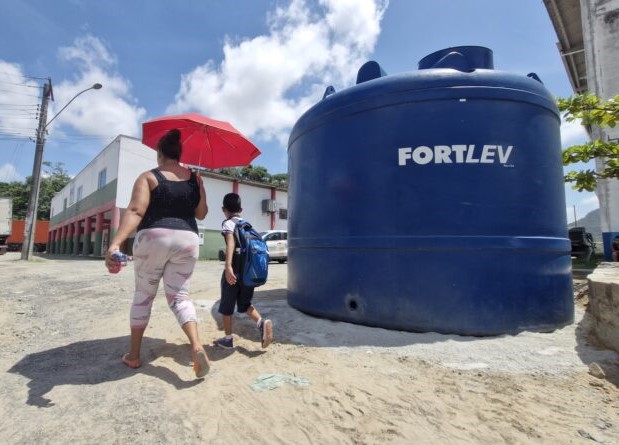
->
<box><xmin>49</xmin><ymin>35</ymin><xmax>146</xmax><ymax>138</ymax></box>
<box><xmin>0</xmin><ymin>163</ymin><xmax>23</xmax><ymax>182</ymax></box>
<box><xmin>0</xmin><ymin>61</ymin><xmax>40</xmax><ymax>140</ymax></box>
<box><xmin>167</xmin><ymin>0</ymin><xmax>389</xmax><ymax>146</ymax></box>
<box><xmin>580</xmin><ymin>194</ymin><xmax>599</xmax><ymax>208</ymax></box>
<box><xmin>560</xmin><ymin>117</ymin><xmax>589</xmax><ymax>148</ymax></box>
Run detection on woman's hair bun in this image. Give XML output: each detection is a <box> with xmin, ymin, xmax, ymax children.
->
<box><xmin>167</xmin><ymin>129</ymin><xmax>181</xmax><ymax>143</ymax></box>
<box><xmin>157</xmin><ymin>128</ymin><xmax>182</xmax><ymax>161</ymax></box>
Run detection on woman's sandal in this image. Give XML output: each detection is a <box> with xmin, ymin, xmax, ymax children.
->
<box><xmin>122</xmin><ymin>353</ymin><xmax>142</xmax><ymax>369</ymax></box>
<box><xmin>193</xmin><ymin>350</ymin><xmax>210</xmax><ymax>378</ymax></box>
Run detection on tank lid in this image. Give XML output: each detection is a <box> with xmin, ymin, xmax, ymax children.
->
<box><xmin>418</xmin><ymin>46</ymin><xmax>493</xmax><ymax>72</ymax></box>
<box><xmin>356</xmin><ymin>61</ymin><xmax>387</xmax><ymax>84</ymax></box>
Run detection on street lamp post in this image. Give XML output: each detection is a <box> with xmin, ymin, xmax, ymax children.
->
<box><xmin>21</xmin><ymin>81</ymin><xmax>102</xmax><ymax>260</ymax></box>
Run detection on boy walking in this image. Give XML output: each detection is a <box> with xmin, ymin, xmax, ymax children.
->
<box><xmin>215</xmin><ymin>193</ymin><xmax>273</xmax><ymax>349</ymax></box>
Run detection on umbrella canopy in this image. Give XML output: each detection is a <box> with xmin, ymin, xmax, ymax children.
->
<box><xmin>141</xmin><ymin>113</ymin><xmax>261</xmax><ymax>169</ymax></box>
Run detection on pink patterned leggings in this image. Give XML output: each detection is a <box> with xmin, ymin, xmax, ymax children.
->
<box><xmin>130</xmin><ymin>228</ymin><xmax>199</xmax><ymax>329</ymax></box>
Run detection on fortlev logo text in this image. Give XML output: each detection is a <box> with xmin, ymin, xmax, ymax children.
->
<box><xmin>398</xmin><ymin>145</ymin><xmax>514</xmax><ymax>166</ymax></box>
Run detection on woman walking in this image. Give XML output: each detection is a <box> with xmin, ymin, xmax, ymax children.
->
<box><xmin>105</xmin><ymin>129</ymin><xmax>210</xmax><ymax>378</ymax></box>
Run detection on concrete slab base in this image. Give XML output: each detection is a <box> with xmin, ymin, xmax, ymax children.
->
<box><xmin>588</xmin><ymin>262</ymin><xmax>619</xmax><ymax>353</ymax></box>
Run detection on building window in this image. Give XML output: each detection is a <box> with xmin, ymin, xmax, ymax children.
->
<box><xmin>69</xmin><ymin>185</ymin><xmax>75</xmax><ymax>206</ymax></box>
<box><xmin>77</xmin><ymin>185</ymin><xmax>83</xmax><ymax>202</ymax></box>
<box><xmin>98</xmin><ymin>168</ymin><xmax>107</xmax><ymax>190</ymax></box>
<box><xmin>279</xmin><ymin>208</ymin><xmax>288</xmax><ymax>220</ymax></box>
<box><xmin>63</xmin><ymin>198</ymin><xmax>67</xmax><ymax>211</ymax></box>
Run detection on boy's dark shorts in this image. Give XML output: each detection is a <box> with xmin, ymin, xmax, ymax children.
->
<box><xmin>219</xmin><ymin>272</ymin><xmax>255</xmax><ymax>315</ymax></box>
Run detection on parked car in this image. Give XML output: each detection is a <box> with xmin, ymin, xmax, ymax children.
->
<box><xmin>260</xmin><ymin>230</ymin><xmax>288</xmax><ymax>263</ymax></box>
<box><xmin>218</xmin><ymin>230</ymin><xmax>288</xmax><ymax>263</ymax></box>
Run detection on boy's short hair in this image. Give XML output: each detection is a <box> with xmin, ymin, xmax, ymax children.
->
<box><xmin>223</xmin><ymin>193</ymin><xmax>242</xmax><ymax>213</ymax></box>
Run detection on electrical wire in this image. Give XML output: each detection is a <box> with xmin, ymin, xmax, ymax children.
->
<box><xmin>0</xmin><ymin>80</ymin><xmax>40</xmax><ymax>89</ymax></box>
<box><xmin>0</xmin><ymin>73</ymin><xmax>48</xmax><ymax>81</ymax></box>
<box><xmin>0</xmin><ymin>89</ymin><xmax>41</xmax><ymax>98</ymax></box>
<box><xmin>0</xmin><ymin>103</ymin><xmax>39</xmax><ymax>108</ymax></box>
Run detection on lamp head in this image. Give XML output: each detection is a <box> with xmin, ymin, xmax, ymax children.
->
<box><xmin>92</xmin><ymin>83</ymin><xmax>103</xmax><ymax>90</ymax></box>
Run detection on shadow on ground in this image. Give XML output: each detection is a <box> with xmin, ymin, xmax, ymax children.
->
<box><xmin>8</xmin><ymin>336</ymin><xmax>202</xmax><ymax>408</ymax></box>
<box><xmin>575</xmin><ymin>306</ymin><xmax>619</xmax><ymax>388</ymax></box>
<box><xmin>204</xmin><ymin>287</ymin><xmax>498</xmax><ymax>349</ymax></box>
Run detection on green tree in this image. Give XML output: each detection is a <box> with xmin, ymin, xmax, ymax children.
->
<box><xmin>0</xmin><ymin>181</ymin><xmax>28</xmax><ymax>219</ymax></box>
<box><xmin>0</xmin><ymin>162</ymin><xmax>70</xmax><ymax>220</ymax></box>
<box><xmin>559</xmin><ymin>94</ymin><xmax>619</xmax><ymax>192</ymax></box>
<box><xmin>215</xmin><ymin>167</ymin><xmax>242</xmax><ymax>178</ymax></box>
<box><xmin>240</xmin><ymin>165</ymin><xmax>271</xmax><ymax>183</ymax></box>
<box><xmin>38</xmin><ymin>162</ymin><xmax>71</xmax><ymax>220</ymax></box>
<box><xmin>213</xmin><ymin>165</ymin><xmax>288</xmax><ymax>188</ymax></box>
<box><xmin>270</xmin><ymin>173</ymin><xmax>288</xmax><ymax>188</ymax></box>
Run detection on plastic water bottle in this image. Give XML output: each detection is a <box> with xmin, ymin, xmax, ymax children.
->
<box><xmin>109</xmin><ymin>251</ymin><xmax>128</xmax><ymax>274</ymax></box>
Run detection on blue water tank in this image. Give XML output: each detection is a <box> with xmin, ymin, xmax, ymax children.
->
<box><xmin>287</xmin><ymin>46</ymin><xmax>573</xmax><ymax>336</ymax></box>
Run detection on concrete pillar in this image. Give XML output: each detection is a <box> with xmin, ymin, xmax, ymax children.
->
<box><xmin>45</xmin><ymin>230</ymin><xmax>54</xmax><ymax>253</ymax></box>
<box><xmin>581</xmin><ymin>0</ymin><xmax>619</xmax><ymax>259</ymax></box>
<box><xmin>270</xmin><ymin>187</ymin><xmax>276</xmax><ymax>230</ymax></box>
<box><xmin>66</xmin><ymin>223</ymin><xmax>74</xmax><ymax>255</ymax></box>
<box><xmin>93</xmin><ymin>212</ymin><xmax>104</xmax><ymax>257</ymax></box>
<box><xmin>73</xmin><ymin>220</ymin><xmax>81</xmax><ymax>255</ymax></box>
<box><xmin>57</xmin><ymin>229</ymin><xmax>61</xmax><ymax>254</ymax></box>
<box><xmin>48</xmin><ymin>230</ymin><xmax>54</xmax><ymax>254</ymax></box>
<box><xmin>83</xmin><ymin>216</ymin><xmax>92</xmax><ymax>256</ymax></box>
<box><xmin>110</xmin><ymin>207</ymin><xmax>121</xmax><ymax>240</ymax></box>
<box><xmin>61</xmin><ymin>225</ymin><xmax>66</xmax><ymax>254</ymax></box>
<box><xmin>55</xmin><ymin>228</ymin><xmax>61</xmax><ymax>254</ymax></box>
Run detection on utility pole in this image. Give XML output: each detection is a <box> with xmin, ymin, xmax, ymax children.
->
<box><xmin>573</xmin><ymin>205</ymin><xmax>578</xmax><ymax>228</ymax></box>
<box><xmin>21</xmin><ymin>79</ymin><xmax>53</xmax><ymax>260</ymax></box>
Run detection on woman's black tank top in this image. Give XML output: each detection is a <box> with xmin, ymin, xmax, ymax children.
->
<box><xmin>137</xmin><ymin>168</ymin><xmax>200</xmax><ymax>234</ymax></box>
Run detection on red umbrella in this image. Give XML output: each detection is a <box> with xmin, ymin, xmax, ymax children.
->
<box><xmin>141</xmin><ymin>113</ymin><xmax>261</xmax><ymax>168</ymax></box>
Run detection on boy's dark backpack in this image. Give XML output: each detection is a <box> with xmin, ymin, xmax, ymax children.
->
<box><xmin>234</xmin><ymin>219</ymin><xmax>269</xmax><ymax>287</ymax></box>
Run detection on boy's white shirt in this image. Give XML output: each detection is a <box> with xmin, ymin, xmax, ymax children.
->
<box><xmin>221</xmin><ymin>214</ymin><xmax>242</xmax><ymax>235</ymax></box>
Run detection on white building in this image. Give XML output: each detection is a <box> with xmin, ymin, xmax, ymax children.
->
<box><xmin>544</xmin><ymin>0</ymin><xmax>619</xmax><ymax>259</ymax></box>
<box><xmin>48</xmin><ymin>135</ymin><xmax>288</xmax><ymax>259</ymax></box>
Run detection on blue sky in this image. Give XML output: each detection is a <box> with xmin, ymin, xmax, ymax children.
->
<box><xmin>0</xmin><ymin>0</ymin><xmax>596</xmax><ymax>222</ymax></box>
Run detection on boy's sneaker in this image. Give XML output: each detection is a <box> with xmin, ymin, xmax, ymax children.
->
<box><xmin>214</xmin><ymin>336</ymin><xmax>234</xmax><ymax>349</ymax></box>
<box><xmin>258</xmin><ymin>319</ymin><xmax>273</xmax><ymax>348</ymax></box>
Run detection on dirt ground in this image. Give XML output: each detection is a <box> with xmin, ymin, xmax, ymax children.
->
<box><xmin>0</xmin><ymin>253</ymin><xmax>618</xmax><ymax>444</ymax></box>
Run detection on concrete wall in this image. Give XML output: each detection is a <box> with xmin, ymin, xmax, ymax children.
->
<box><xmin>581</xmin><ymin>0</ymin><xmax>619</xmax><ymax>258</ymax></box>
<box><xmin>201</xmin><ymin>176</ymin><xmax>236</xmax><ymax>230</ymax></box>
<box><xmin>51</xmin><ymin>137</ymin><xmax>121</xmax><ymax>218</ymax></box>
<box><xmin>588</xmin><ymin>262</ymin><xmax>619</xmax><ymax>352</ymax></box>
<box><xmin>116</xmin><ymin>137</ymin><xmax>157</xmax><ymax>208</ymax></box>
<box><xmin>238</xmin><ymin>182</ymin><xmax>272</xmax><ymax>232</ymax></box>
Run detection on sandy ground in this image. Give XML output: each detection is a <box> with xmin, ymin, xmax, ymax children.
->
<box><xmin>0</xmin><ymin>252</ymin><xmax>618</xmax><ymax>444</ymax></box>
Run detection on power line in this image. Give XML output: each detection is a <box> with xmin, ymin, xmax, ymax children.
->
<box><xmin>0</xmin><ymin>133</ymin><xmax>36</xmax><ymax>138</ymax></box>
<box><xmin>0</xmin><ymin>127</ymin><xmax>37</xmax><ymax>131</ymax></box>
<box><xmin>0</xmin><ymin>80</ymin><xmax>40</xmax><ymax>89</ymax></box>
<box><xmin>0</xmin><ymin>136</ymin><xmax>33</xmax><ymax>141</ymax></box>
<box><xmin>0</xmin><ymin>73</ymin><xmax>48</xmax><ymax>82</ymax></box>
<box><xmin>0</xmin><ymin>109</ymin><xmax>38</xmax><ymax>113</ymax></box>
<box><xmin>0</xmin><ymin>103</ymin><xmax>39</xmax><ymax>107</ymax></box>
<box><xmin>0</xmin><ymin>89</ymin><xmax>41</xmax><ymax>98</ymax></box>
<box><xmin>0</xmin><ymin>129</ymin><xmax>36</xmax><ymax>138</ymax></box>
<box><xmin>0</xmin><ymin>111</ymin><xmax>39</xmax><ymax>116</ymax></box>
<box><xmin>0</xmin><ymin>107</ymin><xmax>38</xmax><ymax>112</ymax></box>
